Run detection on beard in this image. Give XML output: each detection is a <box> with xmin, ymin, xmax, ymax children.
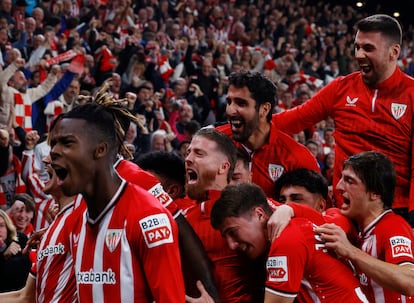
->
<box><xmin>231</xmin><ymin>114</ymin><xmax>260</xmax><ymax>143</ymax></box>
<box><xmin>17</xmin><ymin>86</ymin><xmax>27</xmax><ymax>93</ymax></box>
<box><xmin>185</xmin><ymin>168</ymin><xmax>217</xmax><ymax>201</ymax></box>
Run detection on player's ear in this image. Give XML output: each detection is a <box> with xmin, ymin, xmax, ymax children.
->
<box><xmin>94</xmin><ymin>142</ymin><xmax>108</xmax><ymax>159</ymax></box>
<box><xmin>260</xmin><ymin>102</ymin><xmax>271</xmax><ymax>117</ymax></box>
<box><xmin>369</xmin><ymin>191</ymin><xmax>381</xmax><ymax>202</ymax></box>
<box><xmin>317</xmin><ymin>198</ymin><xmax>326</xmax><ymax>212</ymax></box>
<box><xmin>253</xmin><ymin>206</ymin><xmax>268</xmax><ymax>223</ymax></box>
<box><xmin>219</xmin><ymin>160</ymin><xmax>230</xmax><ymax>174</ymax></box>
<box><xmin>389</xmin><ymin>43</ymin><xmax>400</xmax><ymax>61</ymax></box>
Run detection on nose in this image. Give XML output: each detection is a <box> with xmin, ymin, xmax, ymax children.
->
<box><xmin>226</xmin><ymin>101</ymin><xmax>236</xmax><ymax>116</ymax></box>
<box><xmin>184</xmin><ymin>151</ymin><xmax>193</xmax><ymax>164</ymax></box>
<box><xmin>42</xmin><ymin>154</ymin><xmax>51</xmax><ymax>164</ymax></box>
<box><xmin>50</xmin><ymin>144</ymin><xmax>61</xmax><ymax>161</ymax></box>
<box><xmin>354</xmin><ymin>47</ymin><xmax>365</xmax><ymax>59</ymax></box>
<box><xmin>226</xmin><ymin>236</ymin><xmax>239</xmax><ymax>251</ymax></box>
<box><xmin>336</xmin><ymin>177</ymin><xmax>345</xmax><ymax>191</ymax></box>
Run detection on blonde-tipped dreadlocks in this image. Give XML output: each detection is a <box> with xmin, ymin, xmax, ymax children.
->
<box><xmin>58</xmin><ymin>82</ymin><xmax>142</xmax><ymax>160</ymax></box>
<box><xmin>89</xmin><ymin>81</ymin><xmax>142</xmax><ymax>160</ymax></box>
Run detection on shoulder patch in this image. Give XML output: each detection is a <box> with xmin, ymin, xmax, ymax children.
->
<box><xmin>267</xmin><ymin>256</ymin><xmax>288</xmax><ymax>282</ymax></box>
<box><xmin>139</xmin><ymin>213</ymin><xmax>173</xmax><ymax>248</ymax></box>
<box><xmin>389</xmin><ymin>236</ymin><xmax>413</xmax><ymax>258</ymax></box>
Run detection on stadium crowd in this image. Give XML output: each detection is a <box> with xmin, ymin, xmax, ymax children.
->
<box><xmin>1</xmin><ymin>0</ymin><xmax>414</xmax><ymax>302</ymax></box>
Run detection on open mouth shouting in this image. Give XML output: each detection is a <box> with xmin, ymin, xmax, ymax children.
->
<box><xmin>340</xmin><ymin>195</ymin><xmax>351</xmax><ymax>212</ymax></box>
<box><xmin>186</xmin><ymin>168</ymin><xmax>198</xmax><ymax>185</ymax></box>
<box><xmin>359</xmin><ymin>63</ymin><xmax>372</xmax><ymax>75</ymax></box>
<box><xmin>230</xmin><ymin>117</ymin><xmax>243</xmax><ymax>131</ymax></box>
<box><xmin>52</xmin><ymin>164</ymin><xmax>68</xmax><ymax>186</ymax></box>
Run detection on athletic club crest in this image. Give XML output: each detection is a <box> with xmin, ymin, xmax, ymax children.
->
<box><xmin>106</xmin><ymin>229</ymin><xmax>123</xmax><ymax>252</ymax></box>
<box><xmin>391</xmin><ymin>103</ymin><xmax>407</xmax><ymax>120</ymax></box>
<box><xmin>268</xmin><ymin>164</ymin><xmax>284</xmax><ymax>182</ymax></box>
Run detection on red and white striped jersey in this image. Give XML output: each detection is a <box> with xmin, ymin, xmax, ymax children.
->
<box><xmin>21</xmin><ymin>150</ymin><xmax>55</xmax><ymax>231</ymax></box>
<box><xmin>358</xmin><ymin>210</ymin><xmax>414</xmax><ymax>302</ymax></box>
<box><xmin>36</xmin><ymin>196</ymin><xmax>81</xmax><ymax>303</ymax></box>
<box><xmin>67</xmin><ymin>181</ymin><xmax>185</xmax><ymax>302</ymax></box>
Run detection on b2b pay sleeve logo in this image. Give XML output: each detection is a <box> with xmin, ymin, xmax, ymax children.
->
<box><xmin>389</xmin><ymin>236</ymin><xmax>413</xmax><ymax>258</ymax></box>
<box><xmin>139</xmin><ymin>213</ymin><xmax>173</xmax><ymax>248</ymax></box>
<box><xmin>267</xmin><ymin>256</ymin><xmax>288</xmax><ymax>282</ymax></box>
<box><xmin>149</xmin><ymin>183</ymin><xmax>173</xmax><ymax>208</ymax></box>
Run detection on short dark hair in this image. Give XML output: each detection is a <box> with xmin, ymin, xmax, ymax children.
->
<box><xmin>135</xmin><ymin>151</ymin><xmax>185</xmax><ymax>187</ymax></box>
<box><xmin>305</xmin><ymin>139</ymin><xmax>318</xmax><ymax>148</ymax></box>
<box><xmin>355</xmin><ymin>14</ymin><xmax>402</xmax><ymax>45</ymax></box>
<box><xmin>343</xmin><ymin>151</ymin><xmax>395</xmax><ymax>209</ymax></box>
<box><xmin>183</xmin><ymin>120</ymin><xmax>201</xmax><ymax>135</ymax></box>
<box><xmin>236</xmin><ymin>148</ymin><xmax>250</xmax><ymax>170</ymax></box>
<box><xmin>228</xmin><ymin>71</ymin><xmax>277</xmax><ymax>122</ymax></box>
<box><xmin>193</xmin><ymin>127</ymin><xmax>237</xmax><ymax>183</ymax></box>
<box><xmin>211</xmin><ymin>183</ymin><xmax>272</xmax><ymax>230</ymax></box>
<box><xmin>274</xmin><ymin>168</ymin><xmax>328</xmax><ymax>201</ymax></box>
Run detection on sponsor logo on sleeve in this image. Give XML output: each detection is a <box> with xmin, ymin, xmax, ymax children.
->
<box><xmin>390</xmin><ymin>236</ymin><xmax>413</xmax><ymax>258</ymax></box>
<box><xmin>148</xmin><ymin>183</ymin><xmax>173</xmax><ymax>207</ymax></box>
<box><xmin>105</xmin><ymin>229</ymin><xmax>123</xmax><ymax>252</ymax></box>
<box><xmin>139</xmin><ymin>213</ymin><xmax>173</xmax><ymax>248</ymax></box>
<box><xmin>268</xmin><ymin>164</ymin><xmax>284</xmax><ymax>182</ymax></box>
<box><xmin>267</xmin><ymin>256</ymin><xmax>288</xmax><ymax>282</ymax></box>
<box><xmin>391</xmin><ymin>103</ymin><xmax>407</xmax><ymax>120</ymax></box>
<box><xmin>37</xmin><ymin>243</ymin><xmax>65</xmax><ymax>261</ymax></box>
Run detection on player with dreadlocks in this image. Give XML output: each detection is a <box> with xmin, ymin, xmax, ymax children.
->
<box><xmin>0</xmin><ymin>84</ymin><xmax>219</xmax><ymax>302</ymax></box>
<box><xmin>42</xmin><ymin>85</ymin><xmax>184</xmax><ymax>302</ymax></box>
<box><xmin>50</xmin><ymin>84</ymin><xmax>218</xmax><ymax>302</ymax></box>
<box><xmin>96</xmin><ymin>81</ymin><xmax>221</xmax><ymax>302</ymax></box>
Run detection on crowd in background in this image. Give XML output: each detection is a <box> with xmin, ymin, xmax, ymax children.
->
<box><xmin>1</xmin><ymin>0</ymin><xmax>414</xmax><ymax>293</ymax></box>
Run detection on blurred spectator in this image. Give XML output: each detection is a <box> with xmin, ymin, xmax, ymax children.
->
<box><xmin>322</xmin><ymin>127</ymin><xmax>335</xmax><ymax>156</ymax></box>
<box><xmin>150</xmin><ymin>129</ymin><xmax>175</xmax><ymax>152</ymax></box>
<box><xmin>0</xmin><ymin>0</ymin><xmax>14</xmax><ymax>26</ymax></box>
<box><xmin>6</xmin><ymin>193</ymin><xmax>35</xmax><ymax>237</ymax></box>
<box><xmin>305</xmin><ymin>139</ymin><xmax>325</xmax><ymax>173</ymax></box>
<box><xmin>323</xmin><ymin>151</ymin><xmax>335</xmax><ymax>186</ymax></box>
<box><xmin>176</xmin><ymin>139</ymin><xmax>190</xmax><ymax>161</ymax></box>
<box><xmin>174</xmin><ymin>102</ymin><xmax>195</xmax><ymax>142</ymax></box>
<box><xmin>0</xmin><ymin>131</ymin><xmax>26</xmax><ymax>209</ymax></box>
<box><xmin>0</xmin><ymin>209</ymin><xmax>31</xmax><ymax>292</ymax></box>
<box><xmin>0</xmin><ymin>57</ymin><xmax>59</xmax><ymax>131</ymax></box>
